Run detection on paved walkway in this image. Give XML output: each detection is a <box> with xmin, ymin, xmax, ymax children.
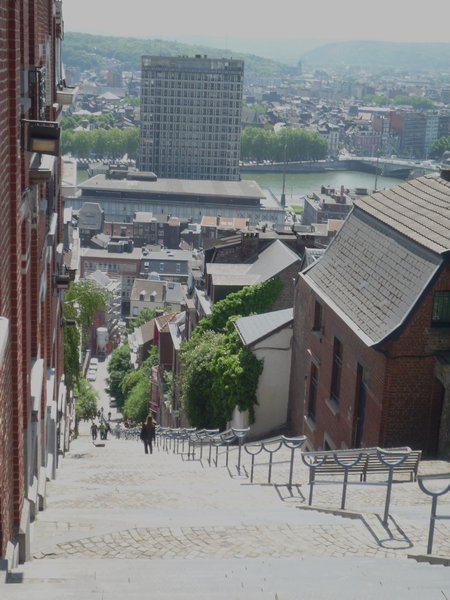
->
<box><xmin>1</xmin><ymin>424</ymin><xmax>449</xmax><ymax>599</ymax></box>
<box><xmin>1</xmin><ymin>357</ymin><xmax>449</xmax><ymax>598</ymax></box>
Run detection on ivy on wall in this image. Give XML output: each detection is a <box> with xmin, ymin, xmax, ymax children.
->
<box><xmin>179</xmin><ymin>278</ymin><xmax>283</xmax><ymax>429</ymax></box>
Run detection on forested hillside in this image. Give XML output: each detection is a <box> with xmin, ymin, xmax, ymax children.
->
<box><xmin>302</xmin><ymin>41</ymin><xmax>450</xmax><ymax>71</ymax></box>
<box><xmin>62</xmin><ymin>32</ymin><xmax>293</xmax><ymax>79</ymax></box>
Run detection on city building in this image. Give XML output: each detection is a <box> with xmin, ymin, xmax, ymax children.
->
<box><xmin>67</xmin><ymin>171</ymin><xmax>284</xmax><ymax>227</ymax></box>
<box><xmin>288</xmin><ymin>170</ymin><xmax>450</xmax><ymax>458</ymax></box>
<box><xmin>139</xmin><ymin>55</ymin><xmax>244</xmax><ymax>180</ymax></box>
<box><xmin>0</xmin><ymin>0</ymin><xmax>73</xmax><ymax>567</ymax></box>
<box><xmin>302</xmin><ymin>186</ymin><xmax>354</xmax><ymax>226</ymax></box>
<box><xmin>200</xmin><ymin>215</ymin><xmax>249</xmax><ymax>244</ymax></box>
<box><xmin>129</xmin><ymin>278</ymin><xmax>185</xmax><ymax>318</ymax></box>
<box><xmin>139</xmin><ymin>249</ymin><xmax>194</xmax><ymax>284</ymax></box>
<box><xmin>232</xmin><ymin>309</ymin><xmax>294</xmax><ymax>440</ymax></box>
<box><xmin>80</xmin><ymin>246</ymin><xmax>143</xmax><ymax>315</ymax></box>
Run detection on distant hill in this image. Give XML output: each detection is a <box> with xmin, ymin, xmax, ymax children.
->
<box><xmin>62</xmin><ymin>32</ymin><xmax>294</xmax><ymax>80</ymax></box>
<box><xmin>301</xmin><ymin>41</ymin><xmax>450</xmax><ymax>71</ymax></box>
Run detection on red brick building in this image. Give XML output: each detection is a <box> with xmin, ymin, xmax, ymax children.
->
<box><xmin>0</xmin><ymin>0</ymin><xmax>71</xmax><ymax>567</ymax></box>
<box><xmin>288</xmin><ymin>171</ymin><xmax>450</xmax><ymax>458</ymax></box>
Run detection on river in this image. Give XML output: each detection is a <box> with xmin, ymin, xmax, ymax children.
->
<box><xmin>241</xmin><ymin>170</ymin><xmax>403</xmax><ymax>206</ymax></box>
<box><xmin>77</xmin><ymin>166</ymin><xmax>403</xmax><ymax>207</ymax></box>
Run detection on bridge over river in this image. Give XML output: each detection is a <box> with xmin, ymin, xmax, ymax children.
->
<box><xmin>240</xmin><ymin>157</ymin><xmax>440</xmax><ymax>180</ymax></box>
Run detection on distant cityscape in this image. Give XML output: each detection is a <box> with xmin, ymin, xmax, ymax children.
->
<box><xmin>2</xmin><ymin>3</ymin><xmax>450</xmax><ymax>578</ymax></box>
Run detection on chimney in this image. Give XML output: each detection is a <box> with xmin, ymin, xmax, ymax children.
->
<box><xmin>440</xmin><ymin>167</ymin><xmax>450</xmax><ymax>182</ymax></box>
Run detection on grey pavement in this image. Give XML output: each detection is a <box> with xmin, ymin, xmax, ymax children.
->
<box><xmin>1</xmin><ymin>361</ymin><xmax>450</xmax><ymax>598</ymax></box>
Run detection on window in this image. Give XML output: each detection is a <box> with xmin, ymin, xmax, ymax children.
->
<box><xmin>307</xmin><ymin>363</ymin><xmax>318</xmax><ymax>421</ymax></box>
<box><xmin>313</xmin><ymin>301</ymin><xmax>323</xmax><ymax>331</ymax></box>
<box><xmin>330</xmin><ymin>337</ymin><xmax>343</xmax><ymax>404</ymax></box>
<box><xmin>431</xmin><ymin>291</ymin><xmax>450</xmax><ymax>326</ymax></box>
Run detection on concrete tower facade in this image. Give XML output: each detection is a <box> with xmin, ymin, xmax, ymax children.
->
<box><xmin>139</xmin><ymin>55</ymin><xmax>243</xmax><ymax>181</ymax></box>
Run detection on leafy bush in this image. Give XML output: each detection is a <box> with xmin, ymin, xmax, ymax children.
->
<box><xmin>179</xmin><ymin>278</ymin><xmax>283</xmax><ymax>429</ymax></box>
<box><xmin>123</xmin><ymin>377</ymin><xmax>150</xmax><ymax>423</ymax></box>
<box><xmin>106</xmin><ymin>343</ymin><xmax>131</xmax><ymax>407</ymax></box>
<box><xmin>194</xmin><ymin>278</ymin><xmax>283</xmax><ymax>337</ymax></box>
<box><xmin>74</xmin><ymin>378</ymin><xmax>98</xmax><ymax>421</ymax></box>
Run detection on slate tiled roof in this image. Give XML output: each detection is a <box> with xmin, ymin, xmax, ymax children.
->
<box><xmin>303</xmin><ymin>203</ymin><xmax>442</xmax><ymax>347</ymax></box>
<box><xmin>207</xmin><ymin>240</ymin><xmax>300</xmax><ymax>284</ymax></box>
<box><xmin>234</xmin><ymin>308</ymin><xmax>293</xmax><ymax>347</ymax></box>
<box><xmin>246</xmin><ymin>240</ymin><xmax>301</xmax><ymax>279</ymax></box>
<box><xmin>354</xmin><ymin>173</ymin><xmax>450</xmax><ymax>255</ymax></box>
<box><xmin>206</xmin><ymin>240</ymin><xmax>301</xmax><ymax>288</ymax></box>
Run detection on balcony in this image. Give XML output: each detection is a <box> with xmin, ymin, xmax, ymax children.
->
<box><xmin>29</xmin><ymin>152</ymin><xmax>56</xmax><ymax>184</ymax></box>
<box><xmin>0</xmin><ymin>317</ymin><xmax>9</xmax><ymax>366</ymax></box>
<box><xmin>23</xmin><ymin>120</ymin><xmax>60</xmax><ymax>157</ymax></box>
<box><xmin>56</xmin><ymin>85</ymin><xmax>78</xmax><ymax>106</ymax></box>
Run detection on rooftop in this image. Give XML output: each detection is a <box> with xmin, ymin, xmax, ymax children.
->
<box><xmin>303</xmin><ymin>173</ymin><xmax>450</xmax><ymax>346</ymax></box>
<box><xmin>235</xmin><ymin>308</ymin><xmax>293</xmax><ymax>347</ymax></box>
<box><xmin>79</xmin><ymin>174</ymin><xmax>265</xmax><ymax>201</ymax></box>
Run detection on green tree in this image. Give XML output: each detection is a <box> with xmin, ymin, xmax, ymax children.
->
<box><xmin>126</xmin><ymin>308</ymin><xmax>158</xmax><ymax>332</ymax></box>
<box><xmin>106</xmin><ymin>343</ymin><xmax>131</xmax><ymax>406</ymax></box>
<box><xmin>194</xmin><ymin>278</ymin><xmax>283</xmax><ymax>337</ymax></box>
<box><xmin>65</xmin><ymin>280</ymin><xmax>108</xmax><ymax>352</ymax></box>
<box><xmin>391</xmin><ymin>95</ymin><xmax>434</xmax><ymax>110</ymax></box>
<box><xmin>178</xmin><ymin>278</ymin><xmax>283</xmax><ymax>429</ymax></box>
<box><xmin>74</xmin><ymin>377</ymin><xmax>98</xmax><ymax>422</ymax></box>
<box><xmin>121</xmin><ymin>347</ymin><xmax>159</xmax><ymax>421</ymax></box>
<box><xmin>93</xmin><ymin>128</ymin><xmax>108</xmax><ymax>156</ymax></box>
<box><xmin>123</xmin><ymin>127</ymin><xmax>140</xmax><ymax>158</ymax></box>
<box><xmin>63</xmin><ymin>304</ymin><xmax>81</xmax><ymax>391</ymax></box>
<box><xmin>122</xmin><ymin>378</ymin><xmax>150</xmax><ymax>422</ymax></box>
<box><xmin>63</xmin><ymin>280</ymin><xmax>108</xmax><ymax>390</ymax></box>
<box><xmin>71</xmin><ymin>130</ymin><xmax>94</xmax><ymax>158</ymax></box>
<box><xmin>179</xmin><ymin>329</ymin><xmax>262</xmax><ymax>429</ymax></box>
<box><xmin>240</xmin><ymin>127</ymin><xmax>327</xmax><ymax>162</ymax></box>
<box><xmin>430</xmin><ymin>136</ymin><xmax>450</xmax><ymax>159</ymax></box>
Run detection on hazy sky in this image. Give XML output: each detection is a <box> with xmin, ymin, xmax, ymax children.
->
<box><xmin>63</xmin><ymin>0</ymin><xmax>450</xmax><ymax>44</ymax></box>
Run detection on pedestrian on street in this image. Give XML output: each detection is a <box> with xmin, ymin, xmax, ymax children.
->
<box><xmin>90</xmin><ymin>422</ymin><xmax>98</xmax><ymax>441</ymax></box>
<box><xmin>140</xmin><ymin>415</ymin><xmax>156</xmax><ymax>454</ymax></box>
<box><xmin>99</xmin><ymin>421</ymin><xmax>106</xmax><ymax>440</ymax></box>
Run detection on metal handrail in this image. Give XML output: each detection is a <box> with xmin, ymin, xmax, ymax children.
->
<box><xmin>245</xmin><ymin>435</ymin><xmax>306</xmax><ymax>485</ymax></box>
<box><xmin>417</xmin><ymin>472</ymin><xmax>450</xmax><ymax>554</ymax></box>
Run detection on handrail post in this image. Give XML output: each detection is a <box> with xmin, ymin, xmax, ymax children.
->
<box><xmin>232</xmin><ymin>428</ymin><xmax>250</xmax><ymax>475</ymax></box>
<box><xmin>417</xmin><ymin>473</ymin><xmax>450</xmax><ymax>555</ymax></box>
<box><xmin>376</xmin><ymin>447</ymin><xmax>411</xmax><ymax>526</ymax></box>
<box><xmin>282</xmin><ymin>436</ymin><xmax>306</xmax><ymax>489</ymax></box>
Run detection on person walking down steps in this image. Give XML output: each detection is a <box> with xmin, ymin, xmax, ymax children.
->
<box><xmin>140</xmin><ymin>415</ymin><xmax>156</xmax><ymax>454</ymax></box>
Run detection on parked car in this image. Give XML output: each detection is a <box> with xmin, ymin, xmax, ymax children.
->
<box><xmin>90</xmin><ymin>358</ymin><xmax>99</xmax><ymax>367</ymax></box>
<box><xmin>87</xmin><ymin>370</ymin><xmax>97</xmax><ymax>381</ymax></box>
<box><xmin>109</xmin><ymin>397</ymin><xmax>117</xmax><ymax>408</ymax></box>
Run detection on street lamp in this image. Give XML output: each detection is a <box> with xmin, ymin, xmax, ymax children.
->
<box><xmin>281</xmin><ymin>144</ymin><xmax>287</xmax><ymax>208</ymax></box>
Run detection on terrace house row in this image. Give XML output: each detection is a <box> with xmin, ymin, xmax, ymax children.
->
<box><xmin>289</xmin><ymin>170</ymin><xmax>450</xmax><ymax>458</ymax></box>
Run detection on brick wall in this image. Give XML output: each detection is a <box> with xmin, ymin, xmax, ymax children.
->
<box><xmin>288</xmin><ymin>264</ymin><xmax>450</xmax><ymax>456</ymax></box>
<box><xmin>0</xmin><ymin>0</ymin><xmax>64</xmax><ymax>559</ymax></box>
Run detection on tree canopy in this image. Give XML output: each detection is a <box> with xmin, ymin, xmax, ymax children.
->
<box><xmin>106</xmin><ymin>343</ymin><xmax>131</xmax><ymax>406</ymax></box>
<box><xmin>241</xmin><ymin>127</ymin><xmax>328</xmax><ymax>162</ymax></box>
<box><xmin>430</xmin><ymin>136</ymin><xmax>450</xmax><ymax>159</ymax></box>
<box><xmin>193</xmin><ymin>278</ymin><xmax>284</xmax><ymax>337</ymax></box>
<box><xmin>126</xmin><ymin>308</ymin><xmax>158</xmax><ymax>332</ymax></box>
<box><xmin>74</xmin><ymin>378</ymin><xmax>98</xmax><ymax>422</ymax></box>
<box><xmin>362</xmin><ymin>94</ymin><xmax>434</xmax><ymax>110</ymax></box>
<box><xmin>63</xmin><ymin>280</ymin><xmax>109</xmax><ymax>389</ymax></box>
<box><xmin>62</xmin><ymin>127</ymin><xmax>139</xmax><ymax>160</ymax></box>
<box><xmin>122</xmin><ymin>347</ymin><xmax>159</xmax><ymax>422</ymax></box>
<box><xmin>179</xmin><ymin>278</ymin><xmax>283</xmax><ymax>429</ymax></box>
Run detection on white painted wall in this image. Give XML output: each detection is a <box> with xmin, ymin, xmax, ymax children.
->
<box><xmin>230</xmin><ymin>326</ymin><xmax>292</xmax><ymax>440</ymax></box>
